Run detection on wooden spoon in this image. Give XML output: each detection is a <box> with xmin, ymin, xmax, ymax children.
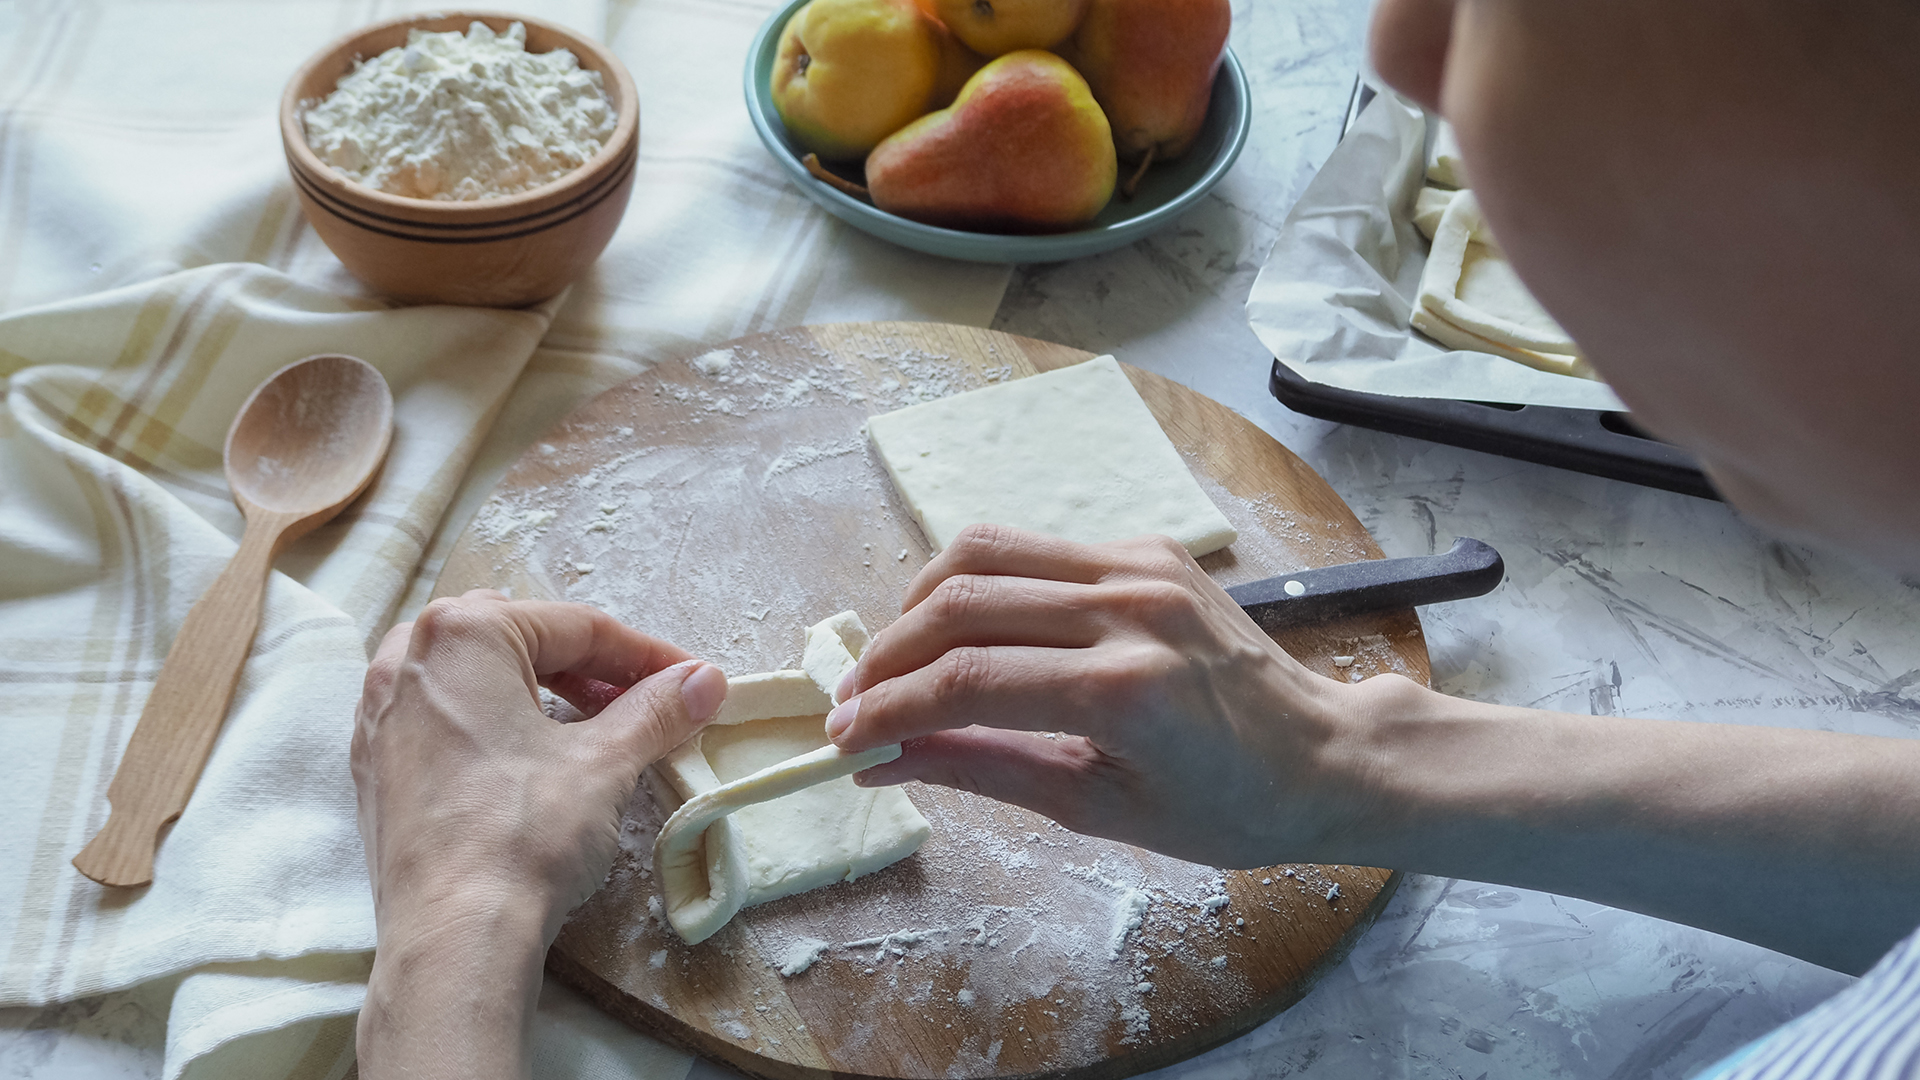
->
<box><xmin>73</xmin><ymin>354</ymin><xmax>395</xmax><ymax>888</ymax></box>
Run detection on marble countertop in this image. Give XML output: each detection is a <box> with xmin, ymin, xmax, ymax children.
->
<box><xmin>7</xmin><ymin>0</ymin><xmax>1917</xmax><ymax>1077</ymax></box>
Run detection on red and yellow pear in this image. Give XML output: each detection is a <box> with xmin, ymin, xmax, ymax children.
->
<box><xmin>771</xmin><ymin>0</ymin><xmax>945</xmax><ymax>160</ymax></box>
<box><xmin>865</xmin><ymin>50</ymin><xmax>1116</xmax><ymax>233</ymax></box>
<box><xmin>924</xmin><ymin>0</ymin><xmax>1088</xmax><ymax>56</ymax></box>
<box><xmin>1064</xmin><ymin>0</ymin><xmax>1230</xmax><ymax>164</ymax></box>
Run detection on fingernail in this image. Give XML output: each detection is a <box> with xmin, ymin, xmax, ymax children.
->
<box><xmin>835</xmin><ymin>669</ymin><xmax>857</xmax><ymax>704</ymax></box>
<box><xmin>824</xmin><ymin>695</ymin><xmax>859</xmax><ymax>743</ymax></box>
<box><xmin>679</xmin><ymin>662</ymin><xmax>728</xmax><ymax>722</ymax></box>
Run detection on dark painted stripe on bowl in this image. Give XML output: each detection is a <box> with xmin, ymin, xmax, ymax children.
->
<box><xmin>286</xmin><ymin>145</ymin><xmax>635</xmax><ymax>233</ymax></box>
<box><xmin>288</xmin><ymin>151</ymin><xmax>635</xmax><ymax>245</ymax></box>
<box><xmin>287</xmin><ymin>146</ymin><xmax>634</xmax><ymax>235</ymax></box>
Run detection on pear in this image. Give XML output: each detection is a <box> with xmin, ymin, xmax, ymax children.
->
<box><xmin>865</xmin><ymin>50</ymin><xmax>1116</xmax><ymax>233</ymax></box>
<box><xmin>929</xmin><ymin>23</ymin><xmax>989</xmax><ymax>108</ymax></box>
<box><xmin>771</xmin><ymin>0</ymin><xmax>944</xmax><ymax>160</ymax></box>
<box><xmin>1064</xmin><ymin>0</ymin><xmax>1230</xmax><ymax>168</ymax></box>
<box><xmin>926</xmin><ymin>0</ymin><xmax>1087</xmax><ymax>57</ymax></box>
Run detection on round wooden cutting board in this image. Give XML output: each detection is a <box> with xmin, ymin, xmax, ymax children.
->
<box><xmin>433</xmin><ymin>322</ymin><xmax>1430</xmax><ymax>1080</ymax></box>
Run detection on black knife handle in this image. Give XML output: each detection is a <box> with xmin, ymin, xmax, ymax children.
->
<box><xmin>1226</xmin><ymin>537</ymin><xmax>1504</xmax><ymax>631</ymax></box>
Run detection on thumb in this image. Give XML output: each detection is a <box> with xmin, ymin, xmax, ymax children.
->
<box><xmin>853</xmin><ymin>726</ymin><xmax>1101</xmax><ymax>831</ymax></box>
<box><xmin>585</xmin><ymin>659</ymin><xmax>728</xmax><ymax>767</ymax></box>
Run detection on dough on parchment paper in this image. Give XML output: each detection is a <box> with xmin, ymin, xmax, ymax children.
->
<box><xmin>1412</xmin><ymin>186</ymin><xmax>1457</xmax><ymax>239</ymax></box>
<box><xmin>1426</xmin><ymin>117</ymin><xmax>1468</xmax><ymax>188</ymax></box>
<box><xmin>865</xmin><ymin>355</ymin><xmax>1238</xmax><ymax>558</ymax></box>
<box><xmin>1413</xmin><ymin>189</ymin><xmax>1596</xmax><ymax>380</ymax></box>
<box><xmin>652</xmin><ymin>611</ymin><xmax>930</xmax><ymax>945</ymax></box>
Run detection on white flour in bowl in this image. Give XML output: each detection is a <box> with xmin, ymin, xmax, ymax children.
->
<box><xmin>302</xmin><ymin>20</ymin><xmax>617</xmax><ymax>201</ymax></box>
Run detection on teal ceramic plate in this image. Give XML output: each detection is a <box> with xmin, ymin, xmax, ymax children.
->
<box><xmin>743</xmin><ymin>0</ymin><xmax>1252</xmax><ymax>264</ymax></box>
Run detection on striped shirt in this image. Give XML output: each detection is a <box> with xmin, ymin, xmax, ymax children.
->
<box><xmin>1696</xmin><ymin>926</ymin><xmax>1920</xmax><ymax>1080</ymax></box>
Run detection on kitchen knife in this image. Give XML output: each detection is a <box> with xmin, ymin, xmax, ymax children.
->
<box><xmin>1227</xmin><ymin>537</ymin><xmax>1503</xmax><ymax>631</ymax></box>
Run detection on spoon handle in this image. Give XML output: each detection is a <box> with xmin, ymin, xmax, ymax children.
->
<box><xmin>73</xmin><ymin>516</ymin><xmax>287</xmax><ymax>887</ymax></box>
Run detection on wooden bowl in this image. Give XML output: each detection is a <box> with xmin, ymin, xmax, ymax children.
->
<box><xmin>280</xmin><ymin>11</ymin><xmax>639</xmax><ymax>307</ymax></box>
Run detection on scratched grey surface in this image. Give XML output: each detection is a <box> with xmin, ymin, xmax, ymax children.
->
<box><xmin>7</xmin><ymin>0</ymin><xmax>1917</xmax><ymax>1076</ymax></box>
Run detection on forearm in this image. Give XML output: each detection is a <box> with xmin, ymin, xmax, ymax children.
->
<box><xmin>351</xmin><ymin>595</ymin><xmax>723</xmax><ymax>1078</ymax></box>
<box><xmin>1332</xmin><ymin>675</ymin><xmax>1920</xmax><ymax>974</ymax></box>
<box><xmin>357</xmin><ymin>896</ymin><xmax>551</xmax><ymax>1080</ymax></box>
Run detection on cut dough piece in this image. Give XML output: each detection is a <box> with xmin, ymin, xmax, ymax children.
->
<box><xmin>1414</xmin><ymin>190</ymin><xmax>1595</xmax><ymax>380</ymax></box>
<box><xmin>801</xmin><ymin>609</ymin><xmax>868</xmax><ymax>705</ymax></box>
<box><xmin>1420</xmin><ymin>191</ymin><xmax>1576</xmax><ymax>354</ymax></box>
<box><xmin>1410</xmin><ymin>306</ymin><xmax>1592</xmax><ymax>379</ymax></box>
<box><xmin>652</xmin><ymin>612</ymin><xmax>930</xmax><ymax>944</ymax></box>
<box><xmin>1412</xmin><ymin>185</ymin><xmax>1457</xmax><ymax>240</ymax></box>
<box><xmin>865</xmin><ymin>355</ymin><xmax>1237</xmax><ymax>557</ymax></box>
<box><xmin>1426</xmin><ymin>118</ymin><xmax>1467</xmax><ymax>188</ymax></box>
<box><xmin>654</xmin><ymin>741</ymin><xmax>904</xmax><ymax>945</ymax></box>
<box><xmin>704</xmin><ymin>670</ymin><xmax>830</xmax><ymax>728</ymax></box>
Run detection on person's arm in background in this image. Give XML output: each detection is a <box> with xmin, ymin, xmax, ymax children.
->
<box><xmin>351</xmin><ymin>591</ymin><xmax>727</xmax><ymax>1080</ymax></box>
<box><xmin>829</xmin><ymin>526</ymin><xmax>1920</xmax><ymax>976</ymax></box>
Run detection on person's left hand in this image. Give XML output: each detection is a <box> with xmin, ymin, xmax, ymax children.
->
<box><xmin>352</xmin><ymin>590</ymin><xmax>728</xmax><ymax>947</ymax></box>
<box><xmin>351</xmin><ymin>591</ymin><xmax>726</xmax><ymax>1078</ymax></box>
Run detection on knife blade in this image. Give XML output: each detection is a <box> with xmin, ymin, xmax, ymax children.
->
<box><xmin>1227</xmin><ymin>537</ymin><xmax>1503</xmax><ymax>631</ymax></box>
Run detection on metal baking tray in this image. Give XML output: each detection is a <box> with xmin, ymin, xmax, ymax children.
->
<box><xmin>1264</xmin><ymin>81</ymin><xmax>1716</xmax><ymax>501</ymax></box>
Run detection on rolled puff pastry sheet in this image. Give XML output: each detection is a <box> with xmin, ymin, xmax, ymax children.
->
<box><xmin>864</xmin><ymin>355</ymin><xmax>1237</xmax><ymax>558</ymax></box>
<box><xmin>652</xmin><ymin>612</ymin><xmax>930</xmax><ymax>944</ymax></box>
<box><xmin>1412</xmin><ymin>189</ymin><xmax>1596</xmax><ymax>380</ymax></box>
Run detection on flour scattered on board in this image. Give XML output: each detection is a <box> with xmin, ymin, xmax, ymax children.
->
<box><xmin>473</xmin><ymin>506</ymin><xmax>555</xmax><ymax>546</ymax></box>
<box><xmin>1118</xmin><ymin>1002</ymin><xmax>1151</xmax><ymax>1043</ymax></box>
<box><xmin>764</xmin><ymin>438</ymin><xmax>863</xmax><ymax>481</ymax></box>
<box><xmin>462</xmin><ymin>338</ymin><xmax>1045</xmax><ymax>672</ymax></box>
<box><xmin>691</xmin><ymin>348</ymin><xmax>735</xmax><ymax>376</ymax></box>
<box><xmin>778</xmin><ymin>937</ymin><xmax>830</xmax><ymax>977</ymax></box>
<box><xmin>1108</xmin><ymin>887</ymin><xmax>1151</xmax><ymax>960</ymax></box>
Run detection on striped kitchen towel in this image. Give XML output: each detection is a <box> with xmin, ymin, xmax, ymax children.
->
<box><xmin>0</xmin><ymin>264</ymin><xmax>553</xmax><ymax>1076</ymax></box>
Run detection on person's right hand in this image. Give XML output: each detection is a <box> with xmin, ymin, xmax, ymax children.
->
<box><xmin>825</xmin><ymin>524</ymin><xmax>1398</xmax><ymax>869</ymax></box>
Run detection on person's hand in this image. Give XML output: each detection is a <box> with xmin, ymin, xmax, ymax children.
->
<box><xmin>354</xmin><ymin>589</ymin><xmax>727</xmax><ymax>938</ymax></box>
<box><xmin>351</xmin><ymin>590</ymin><xmax>726</xmax><ymax>1079</ymax></box>
<box><xmin>825</xmin><ymin>524</ymin><xmax>1387</xmax><ymax>869</ymax></box>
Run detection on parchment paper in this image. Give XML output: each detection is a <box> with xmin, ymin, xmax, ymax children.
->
<box><xmin>1246</xmin><ymin>90</ymin><xmax>1625</xmax><ymax>411</ymax></box>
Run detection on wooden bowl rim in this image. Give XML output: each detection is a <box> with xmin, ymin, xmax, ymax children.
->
<box><xmin>278</xmin><ymin>9</ymin><xmax>639</xmax><ymax>219</ymax></box>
